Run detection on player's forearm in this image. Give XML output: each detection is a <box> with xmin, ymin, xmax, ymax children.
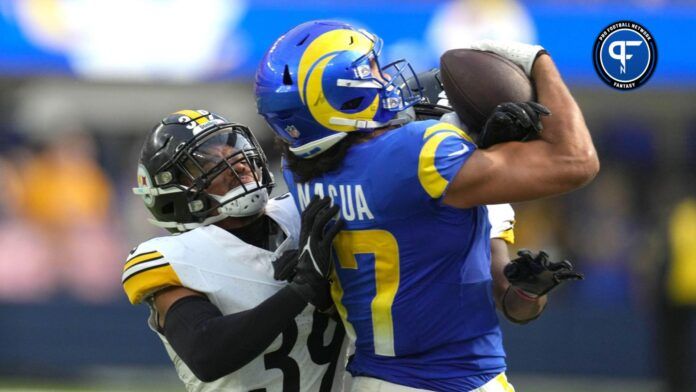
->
<box><xmin>491</xmin><ymin>239</ymin><xmax>512</xmax><ymax>309</ymax></box>
<box><xmin>532</xmin><ymin>55</ymin><xmax>599</xmax><ymax>187</ymax></box>
<box><xmin>163</xmin><ymin>287</ymin><xmax>307</xmax><ymax>382</ymax></box>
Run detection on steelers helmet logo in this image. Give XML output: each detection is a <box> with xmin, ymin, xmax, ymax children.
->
<box><xmin>172</xmin><ymin>109</ymin><xmax>226</xmax><ymax>135</ymax></box>
<box><xmin>136</xmin><ymin>164</ymin><xmax>156</xmax><ymax>207</ymax></box>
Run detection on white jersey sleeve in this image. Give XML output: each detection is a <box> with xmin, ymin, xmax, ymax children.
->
<box><xmin>122</xmin><ymin>236</ymin><xmax>186</xmax><ymax>305</ymax></box>
<box><xmin>122</xmin><ymin>194</ymin><xmax>348</xmax><ymax>391</ymax></box>
<box><xmin>487</xmin><ymin>203</ymin><xmax>516</xmax><ymax>244</ymax></box>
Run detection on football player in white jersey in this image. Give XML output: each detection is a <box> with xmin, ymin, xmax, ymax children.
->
<box><xmin>123</xmin><ymin>109</ymin><xmax>347</xmax><ymax>392</ymax></box>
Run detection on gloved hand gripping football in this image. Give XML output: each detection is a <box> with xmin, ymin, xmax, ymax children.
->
<box><xmin>478</xmin><ymin>101</ymin><xmax>550</xmax><ymax>149</ymax></box>
<box><xmin>504</xmin><ymin>249</ymin><xmax>583</xmax><ymax>297</ymax></box>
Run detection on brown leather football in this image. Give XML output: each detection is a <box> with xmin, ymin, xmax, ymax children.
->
<box><xmin>440</xmin><ymin>49</ymin><xmax>535</xmax><ymax>133</ymax></box>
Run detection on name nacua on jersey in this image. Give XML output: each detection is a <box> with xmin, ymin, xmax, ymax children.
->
<box><xmin>122</xmin><ymin>196</ymin><xmax>347</xmax><ymax>392</ymax></box>
<box><xmin>296</xmin><ymin>182</ymin><xmax>375</xmax><ymax>222</ymax></box>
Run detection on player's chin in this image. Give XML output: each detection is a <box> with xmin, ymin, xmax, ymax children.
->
<box><xmin>232</xmin><ymin>178</ymin><xmax>258</xmax><ymax>190</ymax></box>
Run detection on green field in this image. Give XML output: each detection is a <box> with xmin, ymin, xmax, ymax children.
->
<box><xmin>0</xmin><ymin>372</ymin><xmax>662</xmax><ymax>392</ymax></box>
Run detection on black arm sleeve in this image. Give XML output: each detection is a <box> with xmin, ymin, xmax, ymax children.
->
<box><xmin>162</xmin><ymin>286</ymin><xmax>308</xmax><ymax>382</ymax></box>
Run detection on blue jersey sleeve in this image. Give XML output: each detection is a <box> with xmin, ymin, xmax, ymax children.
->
<box><xmin>414</xmin><ymin>121</ymin><xmax>477</xmax><ymax>200</ymax></box>
<box><xmin>359</xmin><ymin>120</ymin><xmax>477</xmax><ymax>222</ymax></box>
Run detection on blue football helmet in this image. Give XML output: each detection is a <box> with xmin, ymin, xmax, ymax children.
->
<box><xmin>255</xmin><ymin>20</ymin><xmax>422</xmax><ymax>158</ymax></box>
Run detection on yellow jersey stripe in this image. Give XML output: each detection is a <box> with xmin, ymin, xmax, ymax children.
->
<box><xmin>123</xmin><ymin>263</ymin><xmax>182</xmax><ymax>305</ymax></box>
<box><xmin>493</xmin><ymin>372</ymin><xmax>515</xmax><ymax>392</ymax></box>
<box><xmin>127</xmin><ymin>250</ymin><xmax>158</xmax><ymax>261</ymax></box>
<box><xmin>418</xmin><ymin>130</ymin><xmax>458</xmax><ymax>199</ymax></box>
<box><xmin>496</xmin><ymin>228</ymin><xmax>515</xmax><ymax>244</ymax></box>
<box><xmin>418</xmin><ymin>122</ymin><xmax>475</xmax><ymax>199</ymax></box>
<box><xmin>330</xmin><ymin>271</ymin><xmax>357</xmax><ymax>343</ymax></box>
<box><xmin>423</xmin><ymin>122</ymin><xmax>473</xmax><ymax>142</ymax></box>
<box><xmin>124</xmin><ymin>251</ymin><xmax>164</xmax><ymax>272</ymax></box>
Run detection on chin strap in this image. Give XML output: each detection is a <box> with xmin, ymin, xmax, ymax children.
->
<box><xmin>329</xmin><ymin>107</ymin><xmax>416</xmax><ymax>130</ymax></box>
<box><xmin>328</xmin><ymin>117</ymin><xmax>386</xmax><ymax>129</ymax></box>
<box><xmin>148</xmin><ymin>187</ymin><xmax>268</xmax><ymax>233</ymax></box>
<box><xmin>290</xmin><ymin>108</ymin><xmax>417</xmax><ymax>159</ymax></box>
<box><xmin>289</xmin><ymin>133</ymin><xmax>348</xmax><ymax>159</ymax></box>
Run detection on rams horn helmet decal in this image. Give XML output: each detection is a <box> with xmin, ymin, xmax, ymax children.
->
<box><xmin>255</xmin><ymin>20</ymin><xmax>423</xmax><ymax>158</ymax></box>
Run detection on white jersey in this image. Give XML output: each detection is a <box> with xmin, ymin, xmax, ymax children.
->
<box><xmin>487</xmin><ymin>203</ymin><xmax>516</xmax><ymax>244</ymax></box>
<box><xmin>122</xmin><ymin>195</ymin><xmax>347</xmax><ymax>392</ymax></box>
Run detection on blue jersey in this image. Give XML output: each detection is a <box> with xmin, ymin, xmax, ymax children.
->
<box><xmin>283</xmin><ymin>120</ymin><xmax>506</xmax><ymax>391</ymax></box>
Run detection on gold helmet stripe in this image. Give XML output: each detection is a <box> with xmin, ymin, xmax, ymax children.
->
<box><xmin>174</xmin><ymin>109</ymin><xmax>210</xmax><ymax>125</ymax></box>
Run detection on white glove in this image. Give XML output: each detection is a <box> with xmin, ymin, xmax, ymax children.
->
<box><xmin>468</xmin><ymin>40</ymin><xmax>547</xmax><ymax>77</ymax></box>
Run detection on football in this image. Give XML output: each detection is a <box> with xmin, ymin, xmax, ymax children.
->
<box><xmin>440</xmin><ymin>48</ymin><xmax>535</xmax><ymax>133</ymax></box>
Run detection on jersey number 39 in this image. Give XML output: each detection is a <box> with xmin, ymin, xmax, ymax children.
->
<box><xmin>261</xmin><ymin>310</ymin><xmax>345</xmax><ymax>392</ymax></box>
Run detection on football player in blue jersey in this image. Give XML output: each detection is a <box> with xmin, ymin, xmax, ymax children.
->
<box><xmin>255</xmin><ymin>20</ymin><xmax>598</xmax><ymax>391</ymax></box>
<box><xmin>409</xmin><ymin>68</ymin><xmax>580</xmax><ymax>325</ymax></box>
<box><xmin>123</xmin><ymin>109</ymin><xmax>348</xmax><ymax>391</ymax></box>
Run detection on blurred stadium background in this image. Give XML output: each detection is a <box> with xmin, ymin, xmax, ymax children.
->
<box><xmin>0</xmin><ymin>0</ymin><xmax>694</xmax><ymax>391</ymax></box>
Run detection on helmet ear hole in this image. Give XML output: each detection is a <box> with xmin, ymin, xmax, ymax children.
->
<box><xmin>276</xmin><ymin>110</ymin><xmax>293</xmax><ymax>120</ymax></box>
<box><xmin>341</xmin><ymin>97</ymin><xmax>365</xmax><ymax>111</ymax></box>
<box><xmin>283</xmin><ymin>65</ymin><xmax>293</xmax><ymax>85</ymax></box>
<box><xmin>161</xmin><ymin>202</ymin><xmax>174</xmax><ymax>215</ymax></box>
<box><xmin>296</xmin><ymin>34</ymin><xmax>310</xmax><ymax>46</ymax></box>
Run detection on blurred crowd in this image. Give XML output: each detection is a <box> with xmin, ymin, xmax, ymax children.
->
<box><xmin>0</xmin><ymin>130</ymin><xmax>143</xmax><ymax>303</ymax></box>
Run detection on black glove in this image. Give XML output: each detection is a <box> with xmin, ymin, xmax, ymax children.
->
<box><xmin>478</xmin><ymin>101</ymin><xmax>550</xmax><ymax>149</ymax></box>
<box><xmin>288</xmin><ymin>196</ymin><xmax>344</xmax><ymax>310</ymax></box>
<box><xmin>504</xmin><ymin>249</ymin><xmax>583</xmax><ymax>297</ymax></box>
<box><xmin>273</xmin><ymin>250</ymin><xmax>298</xmax><ymax>282</ymax></box>
<box><xmin>273</xmin><ymin>250</ymin><xmax>335</xmax><ymax>312</ymax></box>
